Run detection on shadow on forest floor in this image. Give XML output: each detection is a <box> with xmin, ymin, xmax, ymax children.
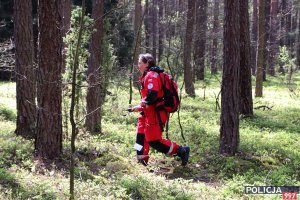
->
<box><xmin>0</xmin><ymin>168</ymin><xmax>56</xmax><ymax>199</ymax></box>
<box><xmin>241</xmin><ymin>107</ymin><xmax>300</xmax><ymax>134</ymax></box>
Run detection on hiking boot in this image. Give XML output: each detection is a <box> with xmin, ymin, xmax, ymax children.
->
<box><xmin>177</xmin><ymin>146</ymin><xmax>190</xmax><ymax>166</ymax></box>
<box><xmin>138</xmin><ymin>159</ymin><xmax>148</xmax><ymax>166</ymax></box>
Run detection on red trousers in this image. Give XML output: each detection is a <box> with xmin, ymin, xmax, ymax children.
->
<box><xmin>135</xmin><ymin>105</ymin><xmax>180</xmax><ymax>162</ymax></box>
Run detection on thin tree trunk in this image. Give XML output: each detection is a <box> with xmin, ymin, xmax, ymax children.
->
<box><xmin>132</xmin><ymin>0</ymin><xmax>142</xmax><ymax>89</ymax></box>
<box><xmin>211</xmin><ymin>0</ymin><xmax>219</xmax><ymax>74</ymax></box>
<box><xmin>85</xmin><ymin>0</ymin><xmax>104</xmax><ymax>133</ymax></box>
<box><xmin>36</xmin><ymin>0</ymin><xmax>63</xmax><ymax>159</ymax></box>
<box><xmin>195</xmin><ymin>0</ymin><xmax>208</xmax><ymax>80</ymax></box>
<box><xmin>263</xmin><ymin>0</ymin><xmax>271</xmax><ymax>81</ymax></box>
<box><xmin>239</xmin><ymin>0</ymin><xmax>253</xmax><ymax>116</ymax></box>
<box><xmin>220</xmin><ymin>0</ymin><xmax>240</xmax><ymax>156</ymax></box>
<box><xmin>286</xmin><ymin>0</ymin><xmax>292</xmax><ymax>48</ymax></box>
<box><xmin>297</xmin><ymin>2</ymin><xmax>300</xmax><ymax>67</ymax></box>
<box><xmin>268</xmin><ymin>0</ymin><xmax>279</xmax><ymax>76</ymax></box>
<box><xmin>152</xmin><ymin>0</ymin><xmax>158</xmax><ymax>61</ymax></box>
<box><xmin>144</xmin><ymin>0</ymin><xmax>150</xmax><ymax>50</ymax></box>
<box><xmin>14</xmin><ymin>0</ymin><xmax>36</xmax><ymax>139</ymax></box>
<box><xmin>290</xmin><ymin>1</ymin><xmax>297</xmax><ymax>53</ymax></box>
<box><xmin>251</xmin><ymin>0</ymin><xmax>258</xmax><ymax>74</ymax></box>
<box><xmin>158</xmin><ymin>0</ymin><xmax>164</xmax><ymax>63</ymax></box>
<box><xmin>184</xmin><ymin>0</ymin><xmax>195</xmax><ymax>97</ymax></box>
<box><xmin>280</xmin><ymin>0</ymin><xmax>287</xmax><ymax>46</ymax></box>
<box><xmin>70</xmin><ymin>4</ymin><xmax>85</xmax><ymax>199</ymax></box>
<box><xmin>255</xmin><ymin>0</ymin><xmax>266</xmax><ymax>97</ymax></box>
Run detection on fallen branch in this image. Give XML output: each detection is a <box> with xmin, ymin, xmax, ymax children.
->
<box><xmin>254</xmin><ymin>105</ymin><xmax>273</xmax><ymax>111</ymax></box>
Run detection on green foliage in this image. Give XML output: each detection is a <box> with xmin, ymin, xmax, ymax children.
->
<box><xmin>101</xmin><ymin>18</ymin><xmax>118</xmax><ymax>101</ymax></box>
<box><xmin>158</xmin><ymin>37</ymin><xmax>184</xmax><ymax>80</ymax></box>
<box><xmin>0</xmin><ymin>121</ymin><xmax>33</xmax><ymax>169</ymax></box>
<box><xmin>277</xmin><ymin>46</ymin><xmax>297</xmax><ymax>77</ymax></box>
<box><xmin>62</xmin><ymin>6</ymin><xmax>93</xmax><ymax>134</ymax></box>
<box><xmin>278</xmin><ymin>46</ymin><xmax>289</xmax><ymax>67</ymax></box>
<box><xmin>1</xmin><ymin>71</ymin><xmax>300</xmax><ymax>199</ymax></box>
<box><xmin>0</xmin><ymin>103</ymin><xmax>15</xmax><ymax>121</ymax></box>
<box><xmin>120</xmin><ymin>174</ymin><xmax>194</xmax><ymax>200</ymax></box>
<box><xmin>105</xmin><ymin>0</ymin><xmax>134</xmax><ymax>68</ymax></box>
<box><xmin>64</xmin><ymin>7</ymin><xmax>93</xmax><ymax>76</ymax></box>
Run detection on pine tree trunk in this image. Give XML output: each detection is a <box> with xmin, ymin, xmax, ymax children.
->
<box><xmin>239</xmin><ymin>0</ymin><xmax>253</xmax><ymax>116</ymax></box>
<box><xmin>158</xmin><ymin>0</ymin><xmax>164</xmax><ymax>63</ymax></box>
<box><xmin>280</xmin><ymin>0</ymin><xmax>287</xmax><ymax>46</ymax></box>
<box><xmin>184</xmin><ymin>0</ymin><xmax>195</xmax><ymax>97</ymax></box>
<box><xmin>297</xmin><ymin>3</ymin><xmax>300</xmax><ymax>67</ymax></box>
<box><xmin>152</xmin><ymin>0</ymin><xmax>158</xmax><ymax>61</ymax></box>
<box><xmin>268</xmin><ymin>0</ymin><xmax>279</xmax><ymax>76</ymax></box>
<box><xmin>290</xmin><ymin>1</ymin><xmax>297</xmax><ymax>53</ymax></box>
<box><xmin>263</xmin><ymin>0</ymin><xmax>271</xmax><ymax>81</ymax></box>
<box><xmin>286</xmin><ymin>1</ymin><xmax>292</xmax><ymax>48</ymax></box>
<box><xmin>195</xmin><ymin>0</ymin><xmax>208</xmax><ymax>80</ymax></box>
<box><xmin>255</xmin><ymin>0</ymin><xmax>266</xmax><ymax>97</ymax></box>
<box><xmin>85</xmin><ymin>0</ymin><xmax>104</xmax><ymax>133</ymax></box>
<box><xmin>61</xmin><ymin>0</ymin><xmax>71</xmax><ymax>38</ymax></box>
<box><xmin>133</xmin><ymin>0</ymin><xmax>142</xmax><ymax>89</ymax></box>
<box><xmin>211</xmin><ymin>0</ymin><xmax>219</xmax><ymax>74</ymax></box>
<box><xmin>251</xmin><ymin>0</ymin><xmax>258</xmax><ymax>75</ymax></box>
<box><xmin>36</xmin><ymin>0</ymin><xmax>63</xmax><ymax>159</ymax></box>
<box><xmin>144</xmin><ymin>0</ymin><xmax>150</xmax><ymax>49</ymax></box>
<box><xmin>220</xmin><ymin>0</ymin><xmax>240</xmax><ymax>156</ymax></box>
<box><xmin>14</xmin><ymin>0</ymin><xmax>36</xmax><ymax>139</ymax></box>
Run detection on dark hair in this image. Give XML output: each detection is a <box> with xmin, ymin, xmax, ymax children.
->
<box><xmin>139</xmin><ymin>53</ymin><xmax>156</xmax><ymax>67</ymax></box>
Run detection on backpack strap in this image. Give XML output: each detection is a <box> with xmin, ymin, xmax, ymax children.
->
<box><xmin>155</xmin><ymin>108</ymin><xmax>164</xmax><ymax>132</ymax></box>
<box><xmin>165</xmin><ymin>113</ymin><xmax>170</xmax><ymax>140</ymax></box>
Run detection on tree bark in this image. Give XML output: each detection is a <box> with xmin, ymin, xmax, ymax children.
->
<box><xmin>263</xmin><ymin>0</ymin><xmax>271</xmax><ymax>81</ymax></box>
<box><xmin>184</xmin><ymin>0</ymin><xmax>195</xmax><ymax>96</ymax></box>
<box><xmin>290</xmin><ymin>1</ymin><xmax>297</xmax><ymax>54</ymax></box>
<box><xmin>239</xmin><ymin>0</ymin><xmax>253</xmax><ymax>116</ymax></box>
<box><xmin>280</xmin><ymin>0</ymin><xmax>287</xmax><ymax>46</ymax></box>
<box><xmin>14</xmin><ymin>0</ymin><xmax>36</xmax><ymax>139</ymax></box>
<box><xmin>251</xmin><ymin>0</ymin><xmax>258</xmax><ymax>74</ymax></box>
<box><xmin>286</xmin><ymin>0</ymin><xmax>292</xmax><ymax>48</ymax></box>
<box><xmin>85</xmin><ymin>0</ymin><xmax>104</xmax><ymax>133</ymax></box>
<box><xmin>158</xmin><ymin>0</ymin><xmax>164</xmax><ymax>63</ymax></box>
<box><xmin>220</xmin><ymin>0</ymin><xmax>240</xmax><ymax>156</ymax></box>
<box><xmin>194</xmin><ymin>0</ymin><xmax>208</xmax><ymax>80</ymax></box>
<box><xmin>152</xmin><ymin>0</ymin><xmax>158</xmax><ymax>61</ymax></box>
<box><xmin>297</xmin><ymin>2</ymin><xmax>300</xmax><ymax>67</ymax></box>
<box><xmin>268</xmin><ymin>0</ymin><xmax>279</xmax><ymax>75</ymax></box>
<box><xmin>133</xmin><ymin>0</ymin><xmax>142</xmax><ymax>89</ymax></box>
<box><xmin>211</xmin><ymin>0</ymin><xmax>219</xmax><ymax>74</ymax></box>
<box><xmin>61</xmin><ymin>0</ymin><xmax>71</xmax><ymax>38</ymax></box>
<box><xmin>144</xmin><ymin>0</ymin><xmax>150</xmax><ymax>49</ymax></box>
<box><xmin>36</xmin><ymin>0</ymin><xmax>63</xmax><ymax>159</ymax></box>
<box><xmin>255</xmin><ymin>0</ymin><xmax>266</xmax><ymax>97</ymax></box>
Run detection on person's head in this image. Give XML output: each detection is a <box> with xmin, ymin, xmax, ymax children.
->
<box><xmin>138</xmin><ymin>53</ymin><xmax>156</xmax><ymax>73</ymax></box>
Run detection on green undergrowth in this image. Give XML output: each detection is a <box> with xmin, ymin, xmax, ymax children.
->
<box><xmin>0</xmin><ymin>71</ymin><xmax>299</xmax><ymax>199</ymax></box>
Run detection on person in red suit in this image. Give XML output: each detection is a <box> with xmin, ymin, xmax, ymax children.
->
<box><xmin>131</xmin><ymin>53</ymin><xmax>190</xmax><ymax>166</ymax></box>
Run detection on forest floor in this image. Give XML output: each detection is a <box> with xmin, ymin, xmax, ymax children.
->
<box><xmin>0</xmin><ymin>70</ymin><xmax>299</xmax><ymax>199</ymax></box>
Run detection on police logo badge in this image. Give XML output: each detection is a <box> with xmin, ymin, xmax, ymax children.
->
<box><xmin>147</xmin><ymin>83</ymin><xmax>153</xmax><ymax>89</ymax></box>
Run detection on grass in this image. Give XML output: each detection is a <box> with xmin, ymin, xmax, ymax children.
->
<box><xmin>0</xmin><ymin>71</ymin><xmax>299</xmax><ymax>199</ymax></box>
